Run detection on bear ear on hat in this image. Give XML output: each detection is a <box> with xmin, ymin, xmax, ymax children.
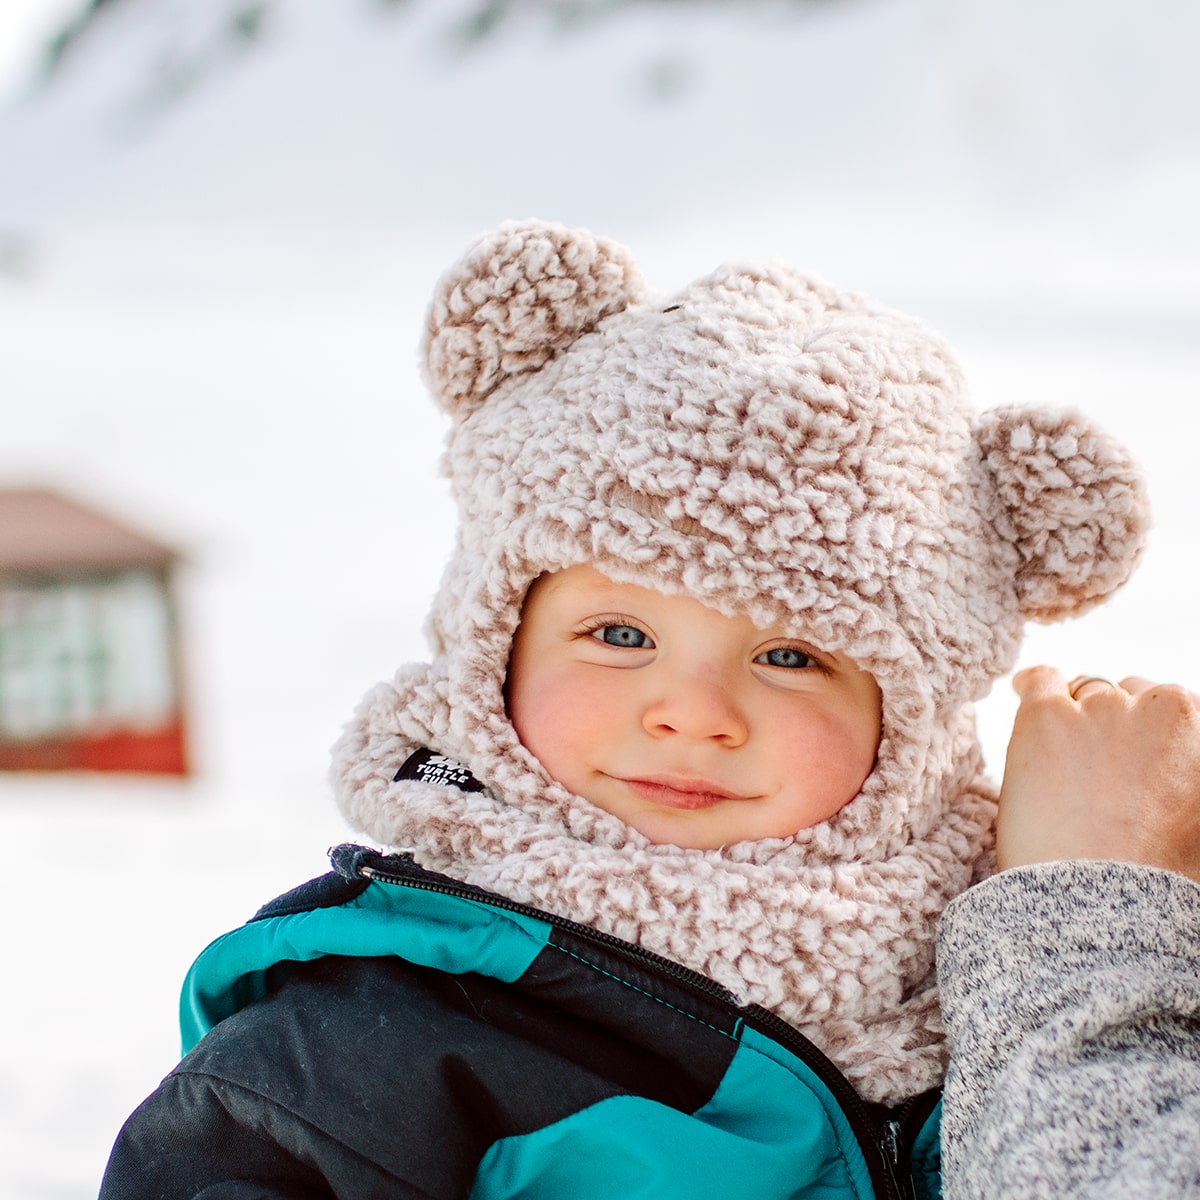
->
<box><xmin>421</xmin><ymin>219</ymin><xmax>646</xmax><ymax>418</ymax></box>
<box><xmin>976</xmin><ymin>405</ymin><xmax>1150</xmax><ymax>622</ymax></box>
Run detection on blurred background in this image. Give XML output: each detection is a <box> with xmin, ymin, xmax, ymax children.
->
<box><xmin>0</xmin><ymin>1</ymin><xmax>1196</xmax><ymax>1195</ymax></box>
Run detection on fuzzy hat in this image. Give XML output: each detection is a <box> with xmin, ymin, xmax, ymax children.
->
<box><xmin>333</xmin><ymin>219</ymin><xmax>1148</xmax><ymax>1103</ymax></box>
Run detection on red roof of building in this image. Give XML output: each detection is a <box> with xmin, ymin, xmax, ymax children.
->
<box><xmin>0</xmin><ymin>488</ymin><xmax>178</xmax><ymax>576</ymax></box>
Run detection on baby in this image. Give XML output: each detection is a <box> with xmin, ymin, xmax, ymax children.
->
<box><xmin>100</xmin><ymin>220</ymin><xmax>1148</xmax><ymax>1200</ymax></box>
<box><xmin>506</xmin><ymin>562</ymin><xmax>882</xmax><ymax>850</ymax></box>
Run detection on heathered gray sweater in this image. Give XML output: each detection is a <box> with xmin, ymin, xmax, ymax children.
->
<box><xmin>937</xmin><ymin>861</ymin><xmax>1200</xmax><ymax>1198</ymax></box>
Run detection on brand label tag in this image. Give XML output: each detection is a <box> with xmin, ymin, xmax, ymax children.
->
<box><xmin>393</xmin><ymin>746</ymin><xmax>486</xmax><ymax>793</ymax></box>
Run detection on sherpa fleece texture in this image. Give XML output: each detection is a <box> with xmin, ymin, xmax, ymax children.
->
<box><xmin>332</xmin><ymin>220</ymin><xmax>1149</xmax><ymax>1105</ymax></box>
<box><xmin>937</xmin><ymin>862</ymin><xmax>1200</xmax><ymax>1198</ymax></box>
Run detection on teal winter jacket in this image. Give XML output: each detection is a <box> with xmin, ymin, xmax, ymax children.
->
<box><xmin>100</xmin><ymin>844</ymin><xmax>942</xmax><ymax>1200</ymax></box>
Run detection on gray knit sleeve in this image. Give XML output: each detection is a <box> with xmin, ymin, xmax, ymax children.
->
<box><xmin>936</xmin><ymin>861</ymin><xmax>1200</xmax><ymax>1199</ymax></box>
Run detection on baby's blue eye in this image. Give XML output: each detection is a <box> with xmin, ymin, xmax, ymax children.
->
<box><xmin>757</xmin><ymin>647</ymin><xmax>813</xmax><ymax>669</ymax></box>
<box><xmin>595</xmin><ymin>624</ymin><xmax>652</xmax><ymax>649</ymax></box>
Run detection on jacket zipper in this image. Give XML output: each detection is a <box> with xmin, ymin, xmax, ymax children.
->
<box><xmin>879</xmin><ymin>1118</ymin><xmax>915</xmax><ymax>1200</ymax></box>
<box><xmin>353</xmin><ymin>850</ymin><xmax>737</xmax><ymax>1002</ymax></box>
<box><xmin>339</xmin><ymin>844</ymin><xmax>920</xmax><ymax>1200</ymax></box>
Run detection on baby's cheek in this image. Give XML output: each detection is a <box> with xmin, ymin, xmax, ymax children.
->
<box><xmin>829</xmin><ymin>717</ymin><xmax>881</xmax><ymax>795</ymax></box>
<box><xmin>509</xmin><ymin>674</ymin><xmax>589</xmax><ymax>781</ymax></box>
<box><xmin>790</xmin><ymin>712</ymin><xmax>878</xmax><ymax>806</ymax></box>
<box><xmin>509</xmin><ymin>689</ymin><xmax>559</xmax><ymax>759</ymax></box>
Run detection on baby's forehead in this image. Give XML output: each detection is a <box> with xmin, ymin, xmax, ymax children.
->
<box><xmin>520</xmin><ymin>562</ymin><xmax>853</xmax><ymax>648</ymax></box>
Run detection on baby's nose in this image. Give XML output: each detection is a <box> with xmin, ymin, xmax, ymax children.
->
<box><xmin>640</xmin><ymin>663</ymin><xmax>749</xmax><ymax>746</ymax></box>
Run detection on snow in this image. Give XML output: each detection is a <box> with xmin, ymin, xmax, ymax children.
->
<box><xmin>0</xmin><ymin>0</ymin><xmax>1198</xmax><ymax>1195</ymax></box>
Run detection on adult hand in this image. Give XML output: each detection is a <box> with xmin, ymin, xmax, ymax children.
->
<box><xmin>996</xmin><ymin>666</ymin><xmax>1200</xmax><ymax>884</ymax></box>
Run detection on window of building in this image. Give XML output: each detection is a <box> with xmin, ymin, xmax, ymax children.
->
<box><xmin>0</xmin><ymin>571</ymin><xmax>176</xmax><ymax>741</ymax></box>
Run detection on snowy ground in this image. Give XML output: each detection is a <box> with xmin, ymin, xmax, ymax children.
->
<box><xmin>1</xmin><ymin>2</ymin><xmax>1198</xmax><ymax>1197</ymax></box>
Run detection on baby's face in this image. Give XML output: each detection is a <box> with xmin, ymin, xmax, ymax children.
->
<box><xmin>506</xmin><ymin>565</ymin><xmax>882</xmax><ymax>850</ymax></box>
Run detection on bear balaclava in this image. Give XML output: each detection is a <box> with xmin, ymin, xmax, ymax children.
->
<box><xmin>332</xmin><ymin>220</ymin><xmax>1148</xmax><ymax>1104</ymax></box>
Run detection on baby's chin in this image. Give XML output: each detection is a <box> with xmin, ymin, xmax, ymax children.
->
<box><xmin>581</xmin><ymin>779</ymin><xmax>859</xmax><ymax>851</ymax></box>
<box><xmin>597</xmin><ymin>800</ymin><xmax>784</xmax><ymax>853</ymax></box>
<box><xmin>549</xmin><ymin>765</ymin><xmax>840</xmax><ymax>850</ymax></box>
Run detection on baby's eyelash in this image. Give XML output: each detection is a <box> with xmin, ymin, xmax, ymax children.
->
<box><xmin>579</xmin><ymin>614</ymin><xmax>641</xmax><ymax>633</ymax></box>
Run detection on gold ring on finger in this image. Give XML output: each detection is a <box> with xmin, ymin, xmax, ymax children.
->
<box><xmin>1068</xmin><ymin>676</ymin><xmax>1116</xmax><ymax>700</ymax></box>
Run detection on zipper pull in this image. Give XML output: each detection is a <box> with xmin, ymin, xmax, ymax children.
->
<box><xmin>878</xmin><ymin>1119</ymin><xmax>916</xmax><ymax>1200</ymax></box>
<box><xmin>329</xmin><ymin>842</ymin><xmax>418</xmax><ymax>881</ymax></box>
